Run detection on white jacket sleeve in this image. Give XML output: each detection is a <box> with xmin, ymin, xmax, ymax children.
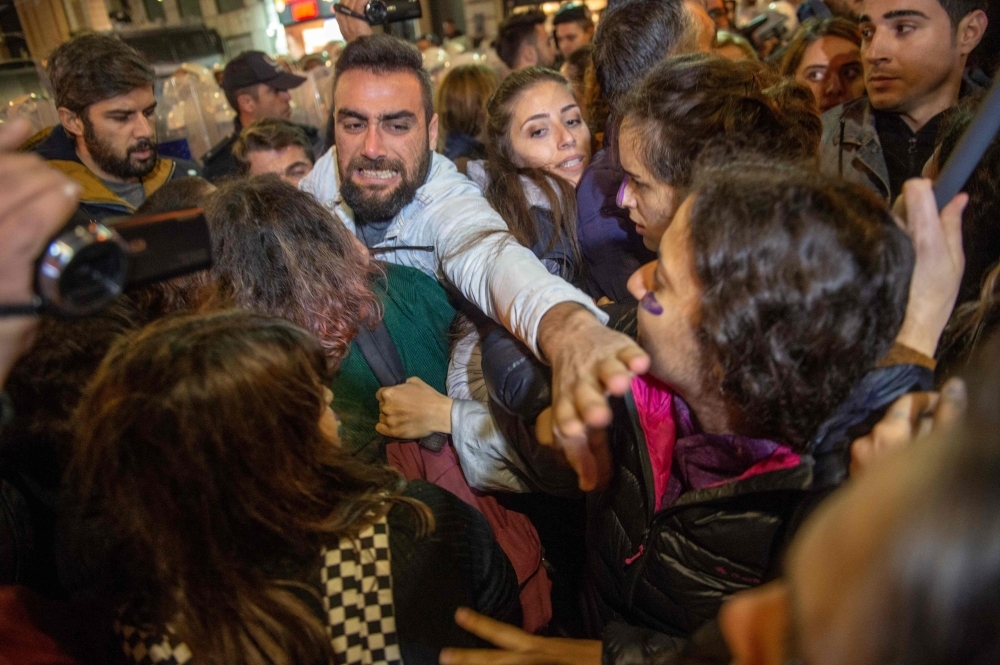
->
<box><xmin>423</xmin><ymin>192</ymin><xmax>607</xmax><ymax>358</ymax></box>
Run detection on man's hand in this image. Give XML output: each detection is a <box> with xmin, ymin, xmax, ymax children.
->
<box><xmin>850</xmin><ymin>377</ymin><xmax>966</xmax><ymax>476</ymax></box>
<box><xmin>537</xmin><ymin>303</ymin><xmax>649</xmax><ymax>491</ymax></box>
<box><xmin>376</xmin><ymin>376</ymin><xmax>453</xmax><ymax>439</ymax></box>
<box><xmin>439</xmin><ymin>608</ymin><xmax>602</xmax><ymax>665</ymax></box>
<box><xmin>0</xmin><ymin>119</ymin><xmax>80</xmax><ymax>386</ymax></box>
<box><xmin>892</xmin><ymin>178</ymin><xmax>967</xmax><ymax>358</ymax></box>
<box><xmin>334</xmin><ymin>0</ymin><xmax>375</xmax><ymax>42</ymax></box>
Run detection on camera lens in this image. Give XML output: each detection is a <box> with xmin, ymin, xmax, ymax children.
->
<box><xmin>37</xmin><ymin>221</ymin><xmax>129</xmax><ymax>316</ymax></box>
<box><xmin>365</xmin><ymin>0</ymin><xmax>388</xmax><ymax>24</ymax></box>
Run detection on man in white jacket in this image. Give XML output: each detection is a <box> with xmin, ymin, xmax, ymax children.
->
<box><xmin>301</xmin><ymin>32</ymin><xmax>645</xmax><ymax>490</ymax></box>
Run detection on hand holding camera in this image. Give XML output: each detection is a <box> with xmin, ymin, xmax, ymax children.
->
<box><xmin>333</xmin><ymin>0</ymin><xmax>422</xmax><ymax>39</ymax></box>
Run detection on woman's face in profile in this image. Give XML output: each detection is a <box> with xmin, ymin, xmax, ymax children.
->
<box><xmin>507</xmin><ymin>80</ymin><xmax>592</xmax><ymax>186</ymax></box>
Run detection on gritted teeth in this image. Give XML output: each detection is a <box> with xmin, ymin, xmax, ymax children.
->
<box><xmin>358</xmin><ymin>169</ymin><xmax>399</xmax><ymax>180</ymax></box>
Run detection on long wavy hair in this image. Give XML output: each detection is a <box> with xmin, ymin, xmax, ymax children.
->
<box><xmin>483</xmin><ymin>67</ymin><xmax>582</xmax><ymax>264</ymax></box>
<box><xmin>204</xmin><ymin>175</ymin><xmax>380</xmax><ymax>371</ymax></box>
<box><xmin>66</xmin><ymin>310</ymin><xmax>429</xmax><ymax>664</ymax></box>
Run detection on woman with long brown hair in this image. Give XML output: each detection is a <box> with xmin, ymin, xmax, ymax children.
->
<box><xmin>63</xmin><ymin>310</ymin><xmax>521</xmax><ymax>664</ymax></box>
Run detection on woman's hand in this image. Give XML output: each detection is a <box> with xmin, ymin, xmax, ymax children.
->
<box><xmin>850</xmin><ymin>377</ymin><xmax>966</xmax><ymax>476</ymax></box>
<box><xmin>376</xmin><ymin>377</ymin><xmax>453</xmax><ymax>439</ymax></box>
<box><xmin>439</xmin><ymin>608</ymin><xmax>602</xmax><ymax>665</ymax></box>
<box><xmin>892</xmin><ymin>178</ymin><xmax>967</xmax><ymax>358</ymax></box>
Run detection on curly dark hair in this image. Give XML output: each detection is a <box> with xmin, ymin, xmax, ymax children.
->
<box><xmin>687</xmin><ymin>166</ymin><xmax>914</xmax><ymax>449</ymax></box>
<box><xmin>619</xmin><ymin>54</ymin><xmax>822</xmax><ymax>191</ymax></box>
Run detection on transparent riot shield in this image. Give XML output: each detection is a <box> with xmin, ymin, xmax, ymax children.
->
<box><xmin>288</xmin><ymin>64</ymin><xmax>333</xmax><ymax>133</ymax></box>
<box><xmin>0</xmin><ymin>93</ymin><xmax>59</xmax><ymax>134</ymax></box>
<box><xmin>157</xmin><ymin>65</ymin><xmax>235</xmax><ymax>162</ymax></box>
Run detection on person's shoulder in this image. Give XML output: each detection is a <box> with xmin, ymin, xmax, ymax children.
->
<box><xmin>201</xmin><ymin>134</ymin><xmax>236</xmax><ymax>166</ymax></box>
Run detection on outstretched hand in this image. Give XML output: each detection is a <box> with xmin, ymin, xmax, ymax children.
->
<box><xmin>537</xmin><ymin>303</ymin><xmax>649</xmax><ymax>491</ymax></box>
<box><xmin>892</xmin><ymin>178</ymin><xmax>967</xmax><ymax>358</ymax></box>
<box><xmin>439</xmin><ymin>608</ymin><xmax>602</xmax><ymax>665</ymax></box>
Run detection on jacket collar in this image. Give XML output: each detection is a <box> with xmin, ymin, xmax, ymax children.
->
<box><xmin>36</xmin><ymin>125</ymin><xmax>176</xmax><ymax>212</ymax></box>
<box><xmin>836</xmin><ymin>97</ymin><xmax>891</xmax><ymax>197</ymax></box>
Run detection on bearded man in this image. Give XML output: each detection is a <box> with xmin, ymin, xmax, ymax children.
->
<box><xmin>35</xmin><ymin>34</ymin><xmax>200</xmax><ymax>221</ymax></box>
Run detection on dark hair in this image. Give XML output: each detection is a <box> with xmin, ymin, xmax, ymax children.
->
<box><xmin>619</xmin><ymin>54</ymin><xmax>821</xmax><ymax>191</ymax></box>
<box><xmin>135</xmin><ymin>176</ymin><xmax>216</xmax><ymax>216</ymax></box>
<box><xmin>66</xmin><ymin>310</ymin><xmax>427</xmax><ymax>664</ymax></box>
<box><xmin>435</xmin><ymin>64</ymin><xmax>500</xmax><ymax>143</ymax></box>
<box><xmin>495</xmin><ymin>9</ymin><xmax>547</xmax><ymax>70</ymax></box>
<box><xmin>47</xmin><ymin>34</ymin><xmax>154</xmax><ymax>115</ymax></box>
<box><xmin>223</xmin><ymin>83</ymin><xmax>260</xmax><ymax>114</ymax></box>
<box><xmin>687</xmin><ymin>166</ymin><xmax>913</xmax><ymax>449</ymax></box>
<box><xmin>780</xmin><ymin>17</ymin><xmax>861</xmax><ymax>76</ymax></box>
<box><xmin>204</xmin><ymin>176</ymin><xmax>380</xmax><ymax>371</ymax></box>
<box><xmin>232</xmin><ymin>118</ymin><xmax>316</xmax><ymax>175</ymax></box>
<box><xmin>553</xmin><ymin>3</ymin><xmax>594</xmax><ymax>29</ymax></box>
<box><xmin>483</xmin><ymin>67</ymin><xmax>582</xmax><ymax>269</ymax></box>
<box><xmin>937</xmin><ymin>0</ymin><xmax>988</xmax><ymax>27</ymax></box>
<box><xmin>563</xmin><ymin>45</ymin><xmax>593</xmax><ymax>89</ymax></box>
<box><xmin>3</xmin><ymin>300</ymin><xmax>141</xmax><ymax>484</ymax></box>
<box><xmin>334</xmin><ymin>35</ymin><xmax>434</xmax><ymax>125</ymax></box>
<box><xmin>591</xmin><ymin>0</ymin><xmax>694</xmax><ymax>113</ymax></box>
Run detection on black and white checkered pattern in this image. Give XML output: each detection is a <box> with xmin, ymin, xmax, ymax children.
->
<box><xmin>115</xmin><ymin>621</ymin><xmax>192</xmax><ymax>665</ymax></box>
<box><xmin>321</xmin><ymin>516</ymin><xmax>402</xmax><ymax>665</ymax></box>
<box><xmin>116</xmin><ymin>516</ymin><xmax>402</xmax><ymax>665</ymax></box>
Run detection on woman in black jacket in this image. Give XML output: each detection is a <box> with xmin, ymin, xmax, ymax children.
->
<box><xmin>439</xmin><ymin>165</ymin><xmax>953</xmax><ymax>665</ymax></box>
<box><xmin>62</xmin><ymin>310</ymin><xmax>521</xmax><ymax>665</ymax></box>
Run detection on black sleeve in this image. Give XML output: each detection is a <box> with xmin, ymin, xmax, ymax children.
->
<box><xmin>602</xmin><ymin>620</ymin><xmax>731</xmax><ymax>665</ymax></box>
<box><xmin>388</xmin><ymin>481</ymin><xmax>522</xmax><ymax>660</ymax></box>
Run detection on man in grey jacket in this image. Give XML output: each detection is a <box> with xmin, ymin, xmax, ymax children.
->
<box><xmin>819</xmin><ymin>0</ymin><xmax>987</xmax><ymax>202</ymax></box>
<box><xmin>301</xmin><ymin>32</ymin><xmax>646</xmax><ymax>490</ymax></box>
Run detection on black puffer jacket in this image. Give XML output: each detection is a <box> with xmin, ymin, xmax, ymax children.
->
<box><xmin>583</xmin><ymin>393</ymin><xmax>814</xmax><ymax>645</ymax></box>
<box><xmin>480</xmin><ymin>322</ymin><xmax>934</xmax><ymax>664</ymax></box>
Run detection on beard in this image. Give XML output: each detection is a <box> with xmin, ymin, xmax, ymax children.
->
<box><xmin>340</xmin><ymin>148</ymin><xmax>432</xmax><ymax>224</ymax></box>
<box><xmin>83</xmin><ymin>117</ymin><xmax>158</xmax><ymax>180</ymax></box>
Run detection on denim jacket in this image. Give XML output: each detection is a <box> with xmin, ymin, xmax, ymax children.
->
<box><xmin>301</xmin><ymin>149</ymin><xmax>605</xmax><ymax>356</ymax></box>
<box><xmin>819</xmin><ymin>97</ymin><xmax>892</xmax><ymax>202</ymax></box>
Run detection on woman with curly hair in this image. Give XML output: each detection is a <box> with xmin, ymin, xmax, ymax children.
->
<box><xmin>63</xmin><ymin>310</ymin><xmax>521</xmax><ymax>665</ymax></box>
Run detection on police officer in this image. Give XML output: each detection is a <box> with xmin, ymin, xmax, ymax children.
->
<box><xmin>202</xmin><ymin>51</ymin><xmax>321</xmax><ymax>183</ymax></box>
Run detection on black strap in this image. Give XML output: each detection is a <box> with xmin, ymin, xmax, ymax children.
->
<box><xmin>354</xmin><ymin>322</ymin><xmax>447</xmax><ymax>452</ymax></box>
<box><xmin>355</xmin><ymin>321</ymin><xmax>407</xmax><ymax>387</ymax></box>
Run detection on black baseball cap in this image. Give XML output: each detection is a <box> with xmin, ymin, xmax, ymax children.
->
<box><xmin>221</xmin><ymin>51</ymin><xmax>307</xmax><ymax>91</ymax></box>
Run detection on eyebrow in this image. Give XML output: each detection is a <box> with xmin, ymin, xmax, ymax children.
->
<box><xmin>105</xmin><ymin>103</ymin><xmax>156</xmax><ymax>116</ymax></box>
<box><xmin>337</xmin><ymin>108</ymin><xmax>417</xmax><ymax>122</ymax></box>
<box><xmin>521</xmin><ymin>104</ymin><xmax>580</xmax><ymax>129</ymax></box>
<box><xmin>859</xmin><ymin>9</ymin><xmax>930</xmax><ymax>21</ymax></box>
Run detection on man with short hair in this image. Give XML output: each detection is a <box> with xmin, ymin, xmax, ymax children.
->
<box><xmin>202</xmin><ymin>51</ymin><xmax>321</xmax><ymax>183</ymax></box>
<box><xmin>34</xmin><ymin>34</ymin><xmax>200</xmax><ymax>221</ymax></box>
<box><xmin>819</xmin><ymin>0</ymin><xmax>987</xmax><ymax>202</ymax></box>
<box><xmin>577</xmin><ymin>0</ymin><xmax>714</xmax><ymax>303</ymax></box>
<box><xmin>495</xmin><ymin>10</ymin><xmax>558</xmax><ymax>71</ymax></box>
<box><xmin>553</xmin><ymin>3</ymin><xmax>596</xmax><ymax>58</ymax></box>
<box><xmin>232</xmin><ymin>118</ymin><xmax>315</xmax><ymax>186</ymax></box>
<box><xmin>302</xmin><ymin>35</ymin><xmax>647</xmax><ymax>480</ymax></box>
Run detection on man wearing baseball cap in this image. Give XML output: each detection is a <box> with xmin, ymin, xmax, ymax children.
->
<box><xmin>202</xmin><ymin>51</ymin><xmax>321</xmax><ymax>183</ymax></box>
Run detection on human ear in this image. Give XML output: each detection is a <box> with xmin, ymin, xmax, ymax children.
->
<box><xmin>58</xmin><ymin>107</ymin><xmax>84</xmax><ymax>139</ymax></box>
<box><xmin>428</xmin><ymin>113</ymin><xmax>439</xmax><ymax>152</ymax></box>
<box><xmin>719</xmin><ymin>582</ymin><xmax>791</xmax><ymax>665</ymax></box>
<box><xmin>520</xmin><ymin>43</ymin><xmax>538</xmax><ymax>67</ymax></box>
<box><xmin>957</xmin><ymin>9</ymin><xmax>988</xmax><ymax>56</ymax></box>
<box><xmin>236</xmin><ymin>92</ymin><xmax>257</xmax><ymax>117</ymax></box>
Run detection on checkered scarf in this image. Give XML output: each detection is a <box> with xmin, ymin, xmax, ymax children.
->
<box><xmin>116</xmin><ymin>514</ymin><xmax>402</xmax><ymax>665</ymax></box>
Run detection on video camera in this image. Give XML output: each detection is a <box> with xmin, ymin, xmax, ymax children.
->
<box><xmin>31</xmin><ymin>208</ymin><xmax>212</xmax><ymax>317</ymax></box>
<box><xmin>333</xmin><ymin>0</ymin><xmax>422</xmax><ymax>25</ymax></box>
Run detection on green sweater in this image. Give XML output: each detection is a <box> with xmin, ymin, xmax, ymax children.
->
<box><xmin>331</xmin><ymin>263</ymin><xmax>456</xmax><ymax>460</ymax></box>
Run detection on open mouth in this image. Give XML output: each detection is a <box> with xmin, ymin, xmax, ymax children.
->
<box><xmin>356</xmin><ymin>168</ymin><xmax>400</xmax><ymax>181</ymax></box>
<box><xmin>557</xmin><ymin>155</ymin><xmax>585</xmax><ymax>169</ymax></box>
